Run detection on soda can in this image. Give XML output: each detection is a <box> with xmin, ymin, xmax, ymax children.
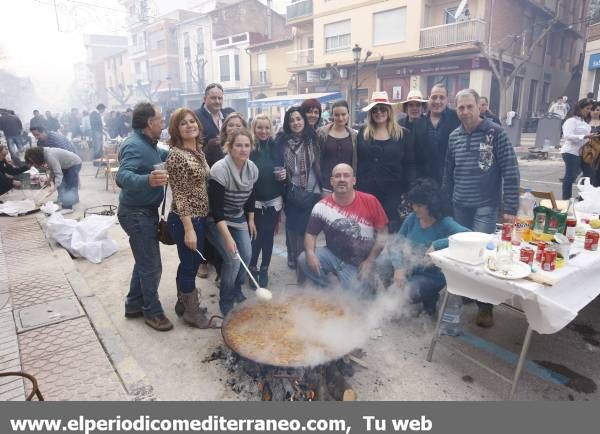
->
<box><xmin>542</xmin><ymin>249</ymin><xmax>557</xmax><ymax>272</ymax></box>
<box><xmin>535</xmin><ymin>242</ymin><xmax>546</xmax><ymax>262</ymax></box>
<box><xmin>584</xmin><ymin>231</ymin><xmax>599</xmax><ymax>251</ymax></box>
<box><xmin>519</xmin><ymin>247</ymin><xmax>534</xmax><ymax>265</ymax></box>
<box><xmin>501</xmin><ymin>223</ymin><xmax>513</xmax><ymax>242</ymax></box>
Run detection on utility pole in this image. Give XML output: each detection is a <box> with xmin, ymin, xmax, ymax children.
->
<box><xmin>53</xmin><ymin>0</ymin><xmax>61</xmax><ymax>32</ymax></box>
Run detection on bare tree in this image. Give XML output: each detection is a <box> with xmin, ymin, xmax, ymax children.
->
<box><xmin>136</xmin><ymin>80</ymin><xmax>162</xmax><ymax>103</ymax></box>
<box><xmin>106</xmin><ymin>84</ymin><xmax>134</xmax><ymax>107</ymax></box>
<box><xmin>476</xmin><ymin>0</ymin><xmax>563</xmax><ymax>118</ymax></box>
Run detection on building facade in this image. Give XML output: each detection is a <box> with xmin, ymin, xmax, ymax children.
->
<box><xmin>104</xmin><ymin>50</ymin><xmax>133</xmax><ymax>110</ymax></box>
<box><xmin>285</xmin><ymin>0</ymin><xmax>588</xmax><ymax>122</ymax></box>
<box><xmin>83</xmin><ymin>34</ymin><xmax>128</xmax><ymax>106</ymax></box>
<box><xmin>580</xmin><ymin>22</ymin><xmax>600</xmax><ymax>99</ymax></box>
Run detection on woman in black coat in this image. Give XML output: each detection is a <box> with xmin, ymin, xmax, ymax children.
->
<box><xmin>356</xmin><ymin>93</ymin><xmax>415</xmax><ymax>232</ymax></box>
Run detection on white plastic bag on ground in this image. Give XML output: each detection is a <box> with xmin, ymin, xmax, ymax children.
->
<box><xmin>575</xmin><ymin>177</ymin><xmax>600</xmax><ymax>215</ymax></box>
<box><xmin>46</xmin><ymin>214</ymin><xmax>118</xmax><ymax>263</ymax></box>
<box><xmin>40</xmin><ymin>201</ymin><xmax>60</xmax><ymax>215</ymax></box>
<box><xmin>0</xmin><ymin>199</ymin><xmax>38</xmax><ymax>216</ymax></box>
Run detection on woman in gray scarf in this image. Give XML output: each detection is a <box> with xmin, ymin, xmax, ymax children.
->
<box><xmin>206</xmin><ymin>129</ymin><xmax>258</xmax><ymax>315</ymax></box>
<box><xmin>275</xmin><ymin>106</ymin><xmax>321</xmax><ymax>269</ymax></box>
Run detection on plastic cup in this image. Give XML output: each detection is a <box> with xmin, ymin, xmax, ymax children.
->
<box><xmin>153</xmin><ymin>162</ymin><xmax>166</xmax><ymax>171</ymax></box>
<box><xmin>273</xmin><ymin>166</ymin><xmax>285</xmax><ymax>180</ymax></box>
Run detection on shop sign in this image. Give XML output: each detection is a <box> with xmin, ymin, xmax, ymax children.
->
<box><xmin>589</xmin><ymin>53</ymin><xmax>600</xmax><ymax>70</ymax></box>
<box><xmin>379</xmin><ymin>58</ymin><xmax>489</xmax><ymax>78</ymax></box>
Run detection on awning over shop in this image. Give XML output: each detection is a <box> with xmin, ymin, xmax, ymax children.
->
<box><xmin>248</xmin><ymin>92</ymin><xmax>343</xmax><ymax>109</ymax></box>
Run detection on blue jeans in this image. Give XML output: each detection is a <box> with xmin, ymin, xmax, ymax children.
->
<box><xmin>562</xmin><ymin>153</ymin><xmax>582</xmax><ymax>199</ymax></box>
<box><xmin>453</xmin><ymin>204</ymin><xmax>498</xmax><ymax>234</ymax></box>
<box><xmin>57</xmin><ymin>164</ymin><xmax>81</xmax><ymax>209</ymax></box>
<box><xmin>167</xmin><ymin>212</ymin><xmax>206</xmax><ymax>294</ymax></box>
<box><xmin>92</xmin><ymin>130</ymin><xmax>103</xmax><ymax>159</ymax></box>
<box><xmin>452</xmin><ymin>204</ymin><xmax>498</xmax><ymax>310</ymax></box>
<box><xmin>297</xmin><ymin>247</ymin><xmax>370</xmax><ymax>297</ymax></box>
<box><xmin>6</xmin><ymin>135</ymin><xmax>24</xmax><ymax>164</ymax></box>
<box><xmin>118</xmin><ymin>205</ymin><xmax>164</xmax><ymax>317</ymax></box>
<box><xmin>205</xmin><ymin>220</ymin><xmax>251</xmax><ymax>314</ymax></box>
<box><xmin>376</xmin><ymin>253</ymin><xmax>445</xmax><ymax>315</ymax></box>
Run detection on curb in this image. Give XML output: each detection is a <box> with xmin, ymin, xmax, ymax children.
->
<box><xmin>37</xmin><ymin>215</ymin><xmax>156</xmax><ymax>401</ymax></box>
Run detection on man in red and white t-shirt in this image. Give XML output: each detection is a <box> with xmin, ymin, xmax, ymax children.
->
<box><xmin>298</xmin><ymin>163</ymin><xmax>389</xmax><ymax>294</ymax></box>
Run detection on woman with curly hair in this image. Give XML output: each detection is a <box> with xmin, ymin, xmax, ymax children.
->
<box><xmin>376</xmin><ymin>178</ymin><xmax>469</xmax><ymax>316</ymax></box>
<box><xmin>164</xmin><ymin>108</ymin><xmax>211</xmax><ymax>328</ymax></box>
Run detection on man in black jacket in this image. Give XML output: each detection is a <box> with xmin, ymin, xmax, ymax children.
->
<box><xmin>0</xmin><ymin>145</ymin><xmax>26</xmax><ymax>195</ymax></box>
<box><xmin>412</xmin><ymin>84</ymin><xmax>460</xmax><ymax>183</ymax></box>
<box><xmin>194</xmin><ymin>83</ymin><xmax>234</xmax><ymax>143</ymax></box>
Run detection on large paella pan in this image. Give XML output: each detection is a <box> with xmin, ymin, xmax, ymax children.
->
<box><xmin>221</xmin><ymin>289</ymin><xmax>368</xmax><ymax>368</ymax></box>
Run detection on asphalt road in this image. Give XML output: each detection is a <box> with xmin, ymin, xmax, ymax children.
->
<box><xmin>519</xmin><ymin>158</ymin><xmax>564</xmax><ymax>200</ymax></box>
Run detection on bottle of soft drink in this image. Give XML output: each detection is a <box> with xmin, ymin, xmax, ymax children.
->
<box><xmin>515</xmin><ymin>189</ymin><xmax>536</xmax><ymax>243</ymax></box>
<box><xmin>441</xmin><ymin>294</ymin><xmax>463</xmax><ymax>337</ymax></box>
<box><xmin>564</xmin><ymin>198</ymin><xmax>577</xmax><ymax>243</ymax></box>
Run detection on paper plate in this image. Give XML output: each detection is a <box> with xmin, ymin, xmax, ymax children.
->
<box><xmin>484</xmin><ymin>261</ymin><xmax>531</xmax><ymax>280</ymax></box>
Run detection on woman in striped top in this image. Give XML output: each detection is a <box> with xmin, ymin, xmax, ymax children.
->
<box><xmin>205</xmin><ymin>129</ymin><xmax>258</xmax><ymax>316</ymax></box>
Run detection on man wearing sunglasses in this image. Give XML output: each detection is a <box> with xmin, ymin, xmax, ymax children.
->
<box><xmin>194</xmin><ymin>83</ymin><xmax>235</xmax><ymax>144</ymax></box>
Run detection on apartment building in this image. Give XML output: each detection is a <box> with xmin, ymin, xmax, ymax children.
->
<box><xmin>104</xmin><ymin>50</ymin><xmax>133</xmax><ymax>110</ymax></box>
<box><xmin>209</xmin><ymin>0</ymin><xmax>289</xmax><ymax>115</ymax></box>
<box><xmin>580</xmin><ymin>22</ymin><xmax>600</xmax><ymax>99</ymax></box>
<box><xmin>83</xmin><ymin>34</ymin><xmax>128</xmax><ymax>106</ymax></box>
<box><xmin>286</xmin><ymin>0</ymin><xmax>588</xmax><ymax>120</ymax></box>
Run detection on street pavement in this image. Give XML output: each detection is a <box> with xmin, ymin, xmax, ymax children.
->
<box><xmin>1</xmin><ymin>152</ymin><xmax>599</xmax><ymax>401</ymax></box>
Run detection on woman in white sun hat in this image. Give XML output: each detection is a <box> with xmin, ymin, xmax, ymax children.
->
<box><xmin>356</xmin><ymin>91</ymin><xmax>415</xmax><ymax>232</ymax></box>
<box><xmin>399</xmin><ymin>89</ymin><xmax>428</xmax><ymax>132</ymax></box>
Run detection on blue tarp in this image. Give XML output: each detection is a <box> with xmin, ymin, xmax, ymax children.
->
<box><xmin>248</xmin><ymin>92</ymin><xmax>344</xmax><ymax>109</ymax></box>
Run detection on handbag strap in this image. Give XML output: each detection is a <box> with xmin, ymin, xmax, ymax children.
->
<box><xmin>161</xmin><ymin>184</ymin><xmax>168</xmax><ymax>218</ymax></box>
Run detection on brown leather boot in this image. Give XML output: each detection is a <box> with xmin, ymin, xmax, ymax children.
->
<box><xmin>181</xmin><ymin>288</ymin><xmax>210</xmax><ymax>328</ymax></box>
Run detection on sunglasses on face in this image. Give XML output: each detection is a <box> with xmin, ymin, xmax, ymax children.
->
<box><xmin>371</xmin><ymin>105</ymin><xmax>388</xmax><ymax>114</ymax></box>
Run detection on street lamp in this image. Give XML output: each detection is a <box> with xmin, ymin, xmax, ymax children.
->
<box><xmin>166</xmin><ymin>75</ymin><xmax>172</xmax><ymax>110</ymax></box>
<box><xmin>352</xmin><ymin>44</ymin><xmax>362</xmax><ymax>126</ymax></box>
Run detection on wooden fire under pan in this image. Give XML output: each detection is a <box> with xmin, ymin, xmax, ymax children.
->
<box><xmin>221</xmin><ymin>289</ymin><xmax>364</xmax><ymax>400</ymax></box>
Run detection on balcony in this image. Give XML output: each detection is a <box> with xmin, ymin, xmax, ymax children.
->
<box><xmin>420</xmin><ymin>19</ymin><xmax>487</xmax><ymax>50</ymax></box>
<box><xmin>287</xmin><ymin>0</ymin><xmax>312</xmax><ymax>23</ymax></box>
<box><xmin>287</xmin><ymin>48</ymin><xmax>314</xmax><ymax>68</ymax></box>
<box><xmin>251</xmin><ymin>70</ymin><xmax>272</xmax><ymax>86</ymax></box>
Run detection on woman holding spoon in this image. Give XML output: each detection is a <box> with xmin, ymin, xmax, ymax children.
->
<box><xmin>205</xmin><ymin>129</ymin><xmax>258</xmax><ymax>315</ymax></box>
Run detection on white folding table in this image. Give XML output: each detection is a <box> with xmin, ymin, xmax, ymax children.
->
<box><xmin>427</xmin><ymin>247</ymin><xmax>600</xmax><ymax>399</ymax></box>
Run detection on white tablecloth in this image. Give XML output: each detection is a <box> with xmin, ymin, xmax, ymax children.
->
<box><xmin>430</xmin><ymin>248</ymin><xmax>600</xmax><ymax>334</ymax></box>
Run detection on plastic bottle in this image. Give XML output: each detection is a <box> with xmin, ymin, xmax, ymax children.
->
<box><xmin>441</xmin><ymin>294</ymin><xmax>463</xmax><ymax>337</ymax></box>
<box><xmin>515</xmin><ymin>189</ymin><xmax>536</xmax><ymax>243</ymax></box>
<box><xmin>484</xmin><ymin>239</ymin><xmax>496</xmax><ymax>262</ymax></box>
